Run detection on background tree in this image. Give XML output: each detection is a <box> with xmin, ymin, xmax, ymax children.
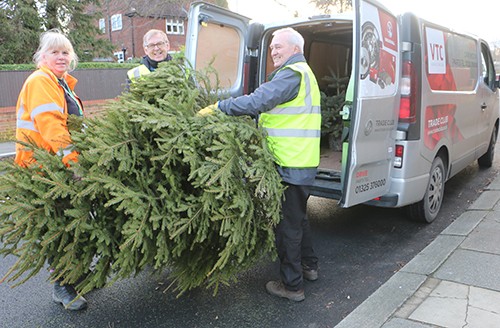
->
<box><xmin>311</xmin><ymin>0</ymin><xmax>352</xmax><ymax>14</ymax></box>
<box><xmin>0</xmin><ymin>0</ymin><xmax>114</xmax><ymax>64</ymax></box>
<box><xmin>0</xmin><ymin>0</ymin><xmax>42</xmax><ymax>64</ymax></box>
<box><xmin>44</xmin><ymin>0</ymin><xmax>114</xmax><ymax>62</ymax></box>
<box><xmin>0</xmin><ymin>0</ymin><xmax>227</xmax><ymax>64</ymax></box>
<box><xmin>112</xmin><ymin>0</ymin><xmax>228</xmax><ymax>19</ymax></box>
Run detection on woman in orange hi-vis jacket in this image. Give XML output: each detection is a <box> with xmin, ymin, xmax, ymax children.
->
<box><xmin>15</xmin><ymin>29</ymin><xmax>83</xmax><ymax>169</ymax></box>
<box><xmin>15</xmin><ymin>29</ymin><xmax>87</xmax><ymax>311</ymax></box>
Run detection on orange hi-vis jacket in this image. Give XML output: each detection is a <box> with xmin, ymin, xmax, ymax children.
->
<box><xmin>15</xmin><ymin>65</ymin><xmax>83</xmax><ymax>167</ymax></box>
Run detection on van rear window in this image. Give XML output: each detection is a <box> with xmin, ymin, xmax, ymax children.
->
<box><xmin>425</xmin><ymin>26</ymin><xmax>478</xmax><ymax>92</ymax></box>
<box><xmin>196</xmin><ymin>22</ymin><xmax>242</xmax><ymax>89</ymax></box>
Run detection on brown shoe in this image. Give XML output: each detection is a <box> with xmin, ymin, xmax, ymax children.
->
<box><xmin>265</xmin><ymin>281</ymin><xmax>305</xmax><ymax>302</ymax></box>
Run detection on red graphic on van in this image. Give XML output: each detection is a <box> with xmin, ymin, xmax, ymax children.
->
<box><xmin>425</xmin><ymin>30</ymin><xmax>458</xmax><ymax>91</ymax></box>
<box><xmin>356</xmin><ymin>170</ymin><xmax>368</xmax><ymax>178</ymax></box>
<box><xmin>427</xmin><ymin>62</ymin><xmax>457</xmax><ymax>91</ymax></box>
<box><xmin>360</xmin><ymin>9</ymin><xmax>397</xmax><ymax>89</ymax></box>
<box><xmin>424</xmin><ymin>104</ymin><xmax>464</xmax><ymax>149</ymax></box>
<box><xmin>379</xmin><ymin>10</ymin><xmax>397</xmax><ymax>52</ymax></box>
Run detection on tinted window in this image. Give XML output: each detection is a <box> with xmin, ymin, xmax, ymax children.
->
<box><xmin>425</xmin><ymin>27</ymin><xmax>478</xmax><ymax>91</ymax></box>
<box><xmin>480</xmin><ymin>42</ymin><xmax>495</xmax><ymax>90</ymax></box>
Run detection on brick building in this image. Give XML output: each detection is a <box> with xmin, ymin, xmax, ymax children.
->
<box><xmin>90</xmin><ymin>0</ymin><xmax>221</xmax><ymax>62</ymax></box>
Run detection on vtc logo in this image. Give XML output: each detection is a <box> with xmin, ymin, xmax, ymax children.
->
<box><xmin>386</xmin><ymin>21</ymin><xmax>393</xmax><ymax>39</ymax></box>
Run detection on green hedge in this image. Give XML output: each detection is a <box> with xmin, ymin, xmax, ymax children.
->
<box><xmin>0</xmin><ymin>62</ymin><xmax>138</xmax><ymax>71</ymax></box>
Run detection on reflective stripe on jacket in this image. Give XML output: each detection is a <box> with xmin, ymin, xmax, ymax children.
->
<box><xmin>15</xmin><ymin>66</ymin><xmax>82</xmax><ymax>167</ymax></box>
<box><xmin>259</xmin><ymin>62</ymin><xmax>321</xmax><ymax>168</ymax></box>
<box><xmin>127</xmin><ymin>64</ymin><xmax>151</xmax><ymax>81</ymax></box>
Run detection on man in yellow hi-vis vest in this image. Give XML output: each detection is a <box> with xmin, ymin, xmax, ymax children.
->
<box><xmin>127</xmin><ymin>29</ymin><xmax>172</xmax><ymax>83</ymax></box>
<box><xmin>199</xmin><ymin>27</ymin><xmax>321</xmax><ymax>302</ymax></box>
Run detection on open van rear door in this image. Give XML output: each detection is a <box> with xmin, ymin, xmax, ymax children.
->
<box><xmin>341</xmin><ymin>0</ymin><xmax>400</xmax><ymax>207</ymax></box>
<box><xmin>185</xmin><ymin>1</ymin><xmax>250</xmax><ymax>97</ymax></box>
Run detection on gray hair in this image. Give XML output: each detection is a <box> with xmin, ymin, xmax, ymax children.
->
<box><xmin>33</xmin><ymin>28</ymin><xmax>78</xmax><ymax>71</ymax></box>
<box><xmin>272</xmin><ymin>27</ymin><xmax>304</xmax><ymax>53</ymax></box>
<box><xmin>143</xmin><ymin>29</ymin><xmax>169</xmax><ymax>47</ymax></box>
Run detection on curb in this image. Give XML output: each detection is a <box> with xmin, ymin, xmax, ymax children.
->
<box><xmin>335</xmin><ymin>173</ymin><xmax>500</xmax><ymax>328</ymax></box>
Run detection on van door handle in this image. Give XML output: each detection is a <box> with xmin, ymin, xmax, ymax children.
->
<box><xmin>481</xmin><ymin>102</ymin><xmax>487</xmax><ymax>111</ymax></box>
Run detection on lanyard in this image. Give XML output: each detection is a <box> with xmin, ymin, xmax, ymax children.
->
<box><xmin>58</xmin><ymin>78</ymin><xmax>83</xmax><ymax>116</ymax></box>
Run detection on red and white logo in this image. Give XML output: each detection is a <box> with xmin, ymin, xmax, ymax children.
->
<box><xmin>426</xmin><ymin>27</ymin><xmax>446</xmax><ymax>74</ymax></box>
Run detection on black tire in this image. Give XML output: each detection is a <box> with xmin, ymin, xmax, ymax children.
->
<box><xmin>407</xmin><ymin>157</ymin><xmax>445</xmax><ymax>223</ymax></box>
<box><xmin>478</xmin><ymin>127</ymin><xmax>497</xmax><ymax>168</ymax></box>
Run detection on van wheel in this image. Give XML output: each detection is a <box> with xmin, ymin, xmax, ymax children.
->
<box><xmin>407</xmin><ymin>157</ymin><xmax>445</xmax><ymax>223</ymax></box>
<box><xmin>478</xmin><ymin>128</ymin><xmax>497</xmax><ymax>168</ymax></box>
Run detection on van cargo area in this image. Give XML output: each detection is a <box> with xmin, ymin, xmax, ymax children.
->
<box><xmin>285</xmin><ymin>19</ymin><xmax>353</xmax><ymax>167</ymax></box>
<box><xmin>266</xmin><ymin>19</ymin><xmax>355</xmax><ymax>198</ymax></box>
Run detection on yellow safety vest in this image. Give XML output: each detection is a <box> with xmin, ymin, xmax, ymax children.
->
<box><xmin>127</xmin><ymin>64</ymin><xmax>151</xmax><ymax>81</ymax></box>
<box><xmin>259</xmin><ymin>62</ymin><xmax>321</xmax><ymax>168</ymax></box>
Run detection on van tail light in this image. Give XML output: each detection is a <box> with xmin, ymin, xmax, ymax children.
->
<box><xmin>399</xmin><ymin>60</ymin><xmax>416</xmax><ymax>123</ymax></box>
<box><xmin>394</xmin><ymin>144</ymin><xmax>404</xmax><ymax>168</ymax></box>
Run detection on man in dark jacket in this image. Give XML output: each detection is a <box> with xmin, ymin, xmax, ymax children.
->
<box><xmin>127</xmin><ymin>29</ymin><xmax>172</xmax><ymax>82</ymax></box>
<box><xmin>199</xmin><ymin>27</ymin><xmax>321</xmax><ymax>302</ymax></box>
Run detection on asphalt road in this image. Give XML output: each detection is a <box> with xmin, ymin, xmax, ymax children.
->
<box><xmin>1</xmin><ymin>143</ymin><xmax>499</xmax><ymax>328</ymax></box>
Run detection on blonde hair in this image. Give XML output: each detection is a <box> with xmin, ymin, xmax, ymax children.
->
<box><xmin>272</xmin><ymin>27</ymin><xmax>304</xmax><ymax>53</ymax></box>
<box><xmin>33</xmin><ymin>28</ymin><xmax>78</xmax><ymax>71</ymax></box>
<box><xmin>143</xmin><ymin>29</ymin><xmax>169</xmax><ymax>47</ymax></box>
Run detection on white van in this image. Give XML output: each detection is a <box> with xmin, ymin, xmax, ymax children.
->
<box><xmin>185</xmin><ymin>0</ymin><xmax>500</xmax><ymax>222</ymax></box>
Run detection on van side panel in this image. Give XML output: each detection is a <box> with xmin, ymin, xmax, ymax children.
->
<box><xmin>476</xmin><ymin>42</ymin><xmax>500</xmax><ymax>158</ymax></box>
<box><xmin>423</xmin><ymin>25</ymin><xmax>480</xmax><ymax>177</ymax></box>
<box><xmin>384</xmin><ymin>13</ymin><xmax>499</xmax><ymax>210</ymax></box>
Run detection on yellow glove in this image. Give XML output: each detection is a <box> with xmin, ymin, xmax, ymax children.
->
<box><xmin>197</xmin><ymin>102</ymin><xmax>218</xmax><ymax>116</ymax></box>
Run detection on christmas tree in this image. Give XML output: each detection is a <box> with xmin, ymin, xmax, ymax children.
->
<box><xmin>0</xmin><ymin>56</ymin><xmax>285</xmax><ymax>296</ymax></box>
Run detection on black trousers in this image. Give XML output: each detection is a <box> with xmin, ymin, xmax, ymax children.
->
<box><xmin>275</xmin><ymin>183</ymin><xmax>318</xmax><ymax>291</ymax></box>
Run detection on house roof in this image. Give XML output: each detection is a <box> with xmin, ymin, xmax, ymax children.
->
<box><xmin>120</xmin><ymin>0</ymin><xmax>189</xmax><ymax>19</ymax></box>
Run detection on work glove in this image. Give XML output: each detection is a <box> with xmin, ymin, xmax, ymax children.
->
<box><xmin>197</xmin><ymin>102</ymin><xmax>218</xmax><ymax>116</ymax></box>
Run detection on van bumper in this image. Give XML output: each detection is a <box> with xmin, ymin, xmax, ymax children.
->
<box><xmin>364</xmin><ymin>194</ymin><xmax>399</xmax><ymax>207</ymax></box>
<box><xmin>365</xmin><ymin>173</ymin><xmax>429</xmax><ymax>208</ymax></box>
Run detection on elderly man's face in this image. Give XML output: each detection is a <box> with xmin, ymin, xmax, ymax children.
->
<box><xmin>144</xmin><ymin>34</ymin><xmax>170</xmax><ymax>62</ymax></box>
<box><xmin>270</xmin><ymin>32</ymin><xmax>299</xmax><ymax>68</ymax></box>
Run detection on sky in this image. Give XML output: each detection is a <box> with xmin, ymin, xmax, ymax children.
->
<box><xmin>227</xmin><ymin>0</ymin><xmax>500</xmax><ymax>45</ymax></box>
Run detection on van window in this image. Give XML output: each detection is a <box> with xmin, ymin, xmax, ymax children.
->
<box><xmin>425</xmin><ymin>27</ymin><xmax>478</xmax><ymax>92</ymax></box>
<box><xmin>195</xmin><ymin>22</ymin><xmax>242</xmax><ymax>89</ymax></box>
<box><xmin>480</xmin><ymin>43</ymin><xmax>496</xmax><ymax>89</ymax></box>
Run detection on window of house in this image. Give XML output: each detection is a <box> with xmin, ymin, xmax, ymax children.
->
<box><xmin>166</xmin><ymin>18</ymin><xmax>184</xmax><ymax>35</ymax></box>
<box><xmin>99</xmin><ymin>18</ymin><xmax>105</xmax><ymax>33</ymax></box>
<box><xmin>114</xmin><ymin>51</ymin><xmax>124</xmax><ymax>63</ymax></box>
<box><xmin>111</xmin><ymin>14</ymin><xmax>122</xmax><ymax>31</ymax></box>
